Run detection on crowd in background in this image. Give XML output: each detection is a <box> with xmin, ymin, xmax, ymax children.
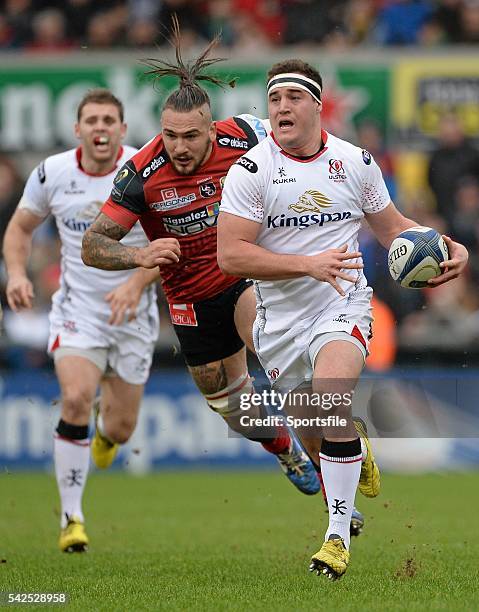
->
<box><xmin>1</xmin><ymin>0</ymin><xmax>479</xmax><ymax>369</ymax></box>
<box><xmin>1</xmin><ymin>0</ymin><xmax>479</xmax><ymax>53</ymax></box>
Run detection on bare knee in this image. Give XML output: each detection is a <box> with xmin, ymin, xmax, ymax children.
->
<box><xmin>104</xmin><ymin>417</ymin><xmax>137</xmax><ymax>444</ymax></box>
<box><xmin>61</xmin><ymin>387</ymin><xmax>95</xmax><ymax>423</ymax></box>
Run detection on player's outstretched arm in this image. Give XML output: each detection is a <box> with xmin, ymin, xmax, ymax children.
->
<box><xmin>105</xmin><ymin>267</ymin><xmax>161</xmax><ymax>325</ymax></box>
<box><xmin>217</xmin><ymin>212</ymin><xmax>363</xmax><ymax>295</ymax></box>
<box><xmin>3</xmin><ymin>208</ymin><xmax>44</xmax><ymax>311</ymax></box>
<box><xmin>82</xmin><ymin>213</ymin><xmax>180</xmax><ymax>270</ymax></box>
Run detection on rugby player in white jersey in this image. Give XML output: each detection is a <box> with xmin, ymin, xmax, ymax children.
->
<box><xmin>3</xmin><ymin>89</ymin><xmax>179</xmax><ymax>553</ymax></box>
<box><xmin>218</xmin><ymin>59</ymin><xmax>469</xmax><ymax>579</ymax></box>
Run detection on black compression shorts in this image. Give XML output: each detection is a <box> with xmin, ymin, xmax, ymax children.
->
<box><xmin>170</xmin><ymin>279</ymin><xmax>253</xmax><ymax>367</ymax></box>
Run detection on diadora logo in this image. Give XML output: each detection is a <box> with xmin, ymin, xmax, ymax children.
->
<box><xmin>218</xmin><ymin>136</ymin><xmax>249</xmax><ymax>149</ymax></box>
<box><xmin>199</xmin><ymin>182</ymin><xmax>216</xmax><ymax>198</ymax></box>
<box><xmin>268</xmin><ymin>368</ymin><xmax>280</xmax><ymax>381</ymax></box>
<box><xmin>142</xmin><ymin>155</ymin><xmax>166</xmax><ymax>179</ymax></box>
<box><xmin>149</xmin><ymin>187</ymin><xmax>197</xmax><ymax>212</ymax></box>
<box><xmin>163</xmin><ymin>202</ymin><xmax>220</xmax><ymax>236</ymax></box>
<box><xmin>328</xmin><ymin>159</ymin><xmax>347</xmax><ymax>183</ymax></box>
<box><xmin>273</xmin><ymin>167</ymin><xmax>297</xmax><ymax>185</ymax></box>
<box><xmin>289</xmin><ymin>190</ymin><xmax>332</xmax><ymax>213</ymax></box>
<box><xmin>332</xmin><ymin>313</ymin><xmax>350</xmax><ymax>324</ymax></box>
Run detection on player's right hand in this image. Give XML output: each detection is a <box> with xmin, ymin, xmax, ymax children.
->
<box><xmin>6</xmin><ymin>275</ymin><xmax>35</xmax><ymax>311</ymax></box>
<box><xmin>136</xmin><ymin>238</ymin><xmax>181</xmax><ymax>268</ymax></box>
<box><xmin>307</xmin><ymin>245</ymin><xmax>363</xmax><ymax>296</ymax></box>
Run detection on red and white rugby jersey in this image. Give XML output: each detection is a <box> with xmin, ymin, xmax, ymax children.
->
<box><xmin>101</xmin><ymin>115</ymin><xmax>268</xmax><ymax>304</ymax></box>
<box><xmin>220</xmin><ymin>130</ymin><xmax>391</xmax><ymax>333</ymax></box>
<box><xmin>18</xmin><ymin>145</ymin><xmax>157</xmax><ymax>317</ymax></box>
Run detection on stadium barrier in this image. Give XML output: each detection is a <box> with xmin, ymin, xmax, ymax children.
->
<box><xmin>1</xmin><ymin>369</ymin><xmax>478</xmax><ymax>472</ymax></box>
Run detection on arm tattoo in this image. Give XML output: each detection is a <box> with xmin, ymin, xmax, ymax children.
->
<box><xmin>82</xmin><ymin>212</ymin><xmax>140</xmax><ymax>270</ymax></box>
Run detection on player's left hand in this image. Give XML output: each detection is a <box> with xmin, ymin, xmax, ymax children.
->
<box><xmin>105</xmin><ymin>278</ymin><xmax>142</xmax><ymax>325</ymax></box>
<box><xmin>427</xmin><ymin>235</ymin><xmax>469</xmax><ymax>287</ymax></box>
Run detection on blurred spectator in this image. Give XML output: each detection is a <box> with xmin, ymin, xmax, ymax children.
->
<box><xmin>25</xmin><ymin>8</ymin><xmax>74</xmax><ymax>52</ymax></box>
<box><xmin>450</xmin><ymin>177</ymin><xmax>479</xmax><ymax>279</ymax></box>
<box><xmin>417</xmin><ymin>13</ymin><xmax>448</xmax><ymax>46</ymax></box>
<box><xmin>399</xmin><ymin>274</ymin><xmax>479</xmax><ymax>350</ymax></box>
<box><xmin>86</xmin><ymin>10</ymin><xmax>124</xmax><ymax>48</ymax></box>
<box><xmin>0</xmin><ymin>156</ymin><xmax>23</xmax><ymax>248</ymax></box>
<box><xmin>433</xmin><ymin>0</ymin><xmax>463</xmax><ymax>43</ymax></box>
<box><xmin>427</xmin><ymin>113</ymin><xmax>479</xmax><ymax>226</ymax></box>
<box><xmin>234</xmin><ymin>0</ymin><xmax>285</xmax><ymax>45</ymax></box>
<box><xmin>0</xmin><ymin>14</ymin><xmax>15</xmax><ymax>48</ymax></box>
<box><xmin>128</xmin><ymin>0</ymin><xmax>161</xmax><ymax>22</ymax></box>
<box><xmin>127</xmin><ymin>19</ymin><xmax>160</xmax><ymax>47</ymax></box>
<box><xmin>207</xmin><ymin>0</ymin><xmax>236</xmax><ymax>46</ymax></box>
<box><xmin>374</xmin><ymin>0</ymin><xmax>433</xmax><ymax>45</ymax></box>
<box><xmin>346</xmin><ymin>0</ymin><xmax>378</xmax><ymax>44</ymax></box>
<box><xmin>2</xmin><ymin>0</ymin><xmax>33</xmax><ymax>47</ymax></box>
<box><xmin>158</xmin><ymin>0</ymin><xmax>208</xmax><ymax>44</ymax></box>
<box><xmin>357</xmin><ymin>118</ymin><xmax>397</xmax><ymax>200</ymax></box>
<box><xmin>283</xmin><ymin>0</ymin><xmax>349</xmax><ymax>46</ymax></box>
<box><xmin>459</xmin><ymin>0</ymin><xmax>479</xmax><ymax>43</ymax></box>
<box><xmin>63</xmin><ymin>0</ymin><xmax>102</xmax><ymax>44</ymax></box>
<box><xmin>231</xmin><ymin>12</ymin><xmax>275</xmax><ymax>52</ymax></box>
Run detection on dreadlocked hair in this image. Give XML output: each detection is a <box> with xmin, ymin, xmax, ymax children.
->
<box><xmin>142</xmin><ymin>15</ymin><xmax>236</xmax><ymax>113</ymax></box>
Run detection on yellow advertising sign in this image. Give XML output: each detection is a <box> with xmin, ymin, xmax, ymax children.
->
<box><xmin>393</xmin><ymin>58</ymin><xmax>479</xmax><ymax>139</ymax></box>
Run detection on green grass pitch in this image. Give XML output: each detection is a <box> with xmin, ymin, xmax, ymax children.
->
<box><xmin>1</xmin><ymin>471</ymin><xmax>478</xmax><ymax>611</ymax></box>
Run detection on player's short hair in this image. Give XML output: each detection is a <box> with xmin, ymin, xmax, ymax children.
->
<box><xmin>142</xmin><ymin>16</ymin><xmax>235</xmax><ymax>114</ymax></box>
<box><xmin>267</xmin><ymin>60</ymin><xmax>323</xmax><ymax>94</ymax></box>
<box><xmin>77</xmin><ymin>89</ymin><xmax>124</xmax><ymax>122</ymax></box>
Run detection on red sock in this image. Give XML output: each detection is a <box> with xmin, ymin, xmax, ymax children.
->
<box><xmin>261</xmin><ymin>425</ymin><xmax>290</xmax><ymax>455</ymax></box>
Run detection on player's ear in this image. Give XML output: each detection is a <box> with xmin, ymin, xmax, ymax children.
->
<box><xmin>120</xmin><ymin>122</ymin><xmax>127</xmax><ymax>140</ymax></box>
<box><xmin>209</xmin><ymin>121</ymin><xmax>217</xmax><ymax>143</ymax></box>
<box><xmin>74</xmin><ymin>123</ymin><xmax>81</xmax><ymax>139</ymax></box>
<box><xmin>316</xmin><ymin>100</ymin><xmax>323</xmax><ymax>114</ymax></box>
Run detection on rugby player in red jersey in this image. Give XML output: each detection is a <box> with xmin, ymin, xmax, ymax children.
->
<box><xmin>82</xmin><ymin>24</ymin><xmax>320</xmax><ymax>495</ymax></box>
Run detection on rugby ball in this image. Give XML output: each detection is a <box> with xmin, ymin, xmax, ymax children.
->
<box><xmin>388</xmin><ymin>227</ymin><xmax>449</xmax><ymax>289</ymax></box>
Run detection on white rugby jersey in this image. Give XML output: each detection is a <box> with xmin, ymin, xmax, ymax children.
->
<box><xmin>221</xmin><ymin>130</ymin><xmax>391</xmax><ymax>333</ymax></box>
<box><xmin>19</xmin><ymin>145</ymin><xmax>156</xmax><ymax>318</ymax></box>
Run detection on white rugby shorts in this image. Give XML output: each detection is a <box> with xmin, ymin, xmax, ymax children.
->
<box><xmin>253</xmin><ymin>287</ymin><xmax>373</xmax><ymax>391</ymax></box>
<box><xmin>47</xmin><ymin>290</ymin><xmax>159</xmax><ymax>385</ymax></box>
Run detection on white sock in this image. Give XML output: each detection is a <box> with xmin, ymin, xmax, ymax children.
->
<box><xmin>319</xmin><ymin>439</ymin><xmax>362</xmax><ymax>550</ymax></box>
<box><xmin>54</xmin><ymin>435</ymin><xmax>90</xmax><ymax>528</ymax></box>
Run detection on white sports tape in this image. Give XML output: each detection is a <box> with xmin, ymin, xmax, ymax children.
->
<box><xmin>205</xmin><ymin>372</ymin><xmax>253</xmax><ymax>417</ymax></box>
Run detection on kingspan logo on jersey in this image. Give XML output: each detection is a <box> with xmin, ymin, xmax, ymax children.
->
<box><xmin>62</xmin><ymin>201</ymin><xmax>102</xmax><ymax>232</ymax></box>
<box><xmin>267</xmin><ymin>190</ymin><xmax>351</xmax><ymax>230</ymax></box>
<box><xmin>218</xmin><ymin>136</ymin><xmax>249</xmax><ymax>149</ymax></box>
<box><xmin>163</xmin><ymin>202</ymin><xmax>220</xmax><ymax>236</ymax></box>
